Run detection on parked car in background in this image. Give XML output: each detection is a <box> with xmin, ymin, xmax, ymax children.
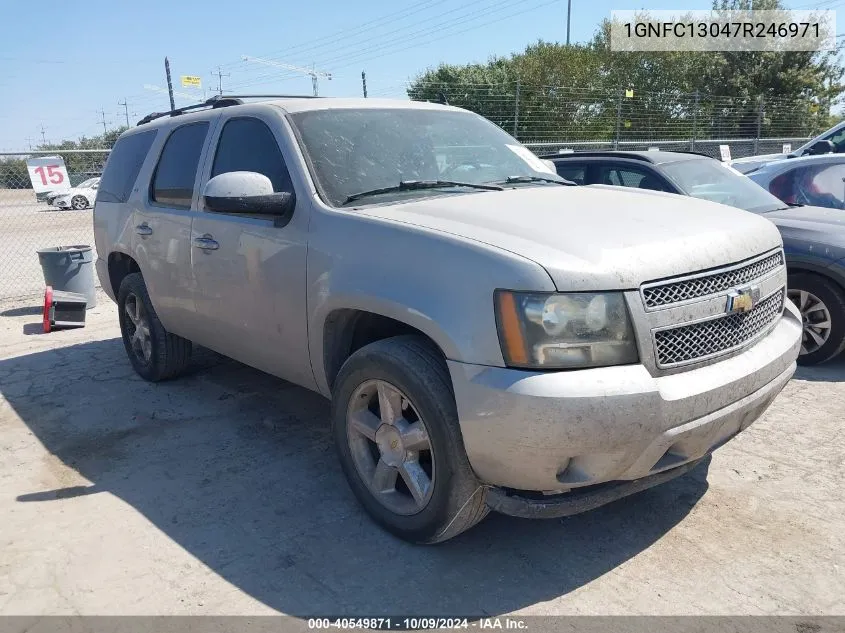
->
<box><xmin>745</xmin><ymin>154</ymin><xmax>845</xmax><ymax>211</ymax></box>
<box><xmin>51</xmin><ymin>177</ymin><xmax>99</xmax><ymax>209</ymax></box>
<box><xmin>94</xmin><ymin>97</ymin><xmax>800</xmax><ymax>543</ymax></box>
<box><xmin>730</xmin><ymin>119</ymin><xmax>845</xmax><ymax>174</ymax></box>
<box><xmin>543</xmin><ymin>150</ymin><xmax>845</xmax><ymax>365</ymax></box>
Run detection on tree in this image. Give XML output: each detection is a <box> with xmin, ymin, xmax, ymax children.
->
<box><xmin>407</xmin><ymin>0</ymin><xmax>844</xmax><ymax>142</ymax></box>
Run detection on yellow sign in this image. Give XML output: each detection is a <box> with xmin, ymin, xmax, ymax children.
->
<box><xmin>181</xmin><ymin>75</ymin><xmax>202</xmax><ymax>88</ymax></box>
<box><xmin>624</xmin><ymin>120</ymin><xmax>631</xmax><ymax>128</ymax></box>
<box><xmin>625</xmin><ymin>88</ymin><xmax>634</xmax><ymax>98</ymax></box>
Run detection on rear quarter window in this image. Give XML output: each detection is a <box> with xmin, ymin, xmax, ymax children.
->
<box><xmin>96</xmin><ymin>130</ymin><xmax>157</xmax><ymax>204</ymax></box>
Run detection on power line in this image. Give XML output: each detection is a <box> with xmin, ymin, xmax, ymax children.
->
<box><xmin>215</xmin><ymin>0</ymin><xmax>450</xmax><ymax>70</ymax></box>
<box><xmin>228</xmin><ymin>0</ymin><xmax>559</xmax><ymax>92</ymax></box>
<box><xmin>225</xmin><ymin>0</ymin><xmax>530</xmax><ymax>90</ymax></box>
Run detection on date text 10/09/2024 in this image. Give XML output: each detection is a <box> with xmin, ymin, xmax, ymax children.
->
<box><xmin>307</xmin><ymin>618</ymin><xmax>529</xmax><ymax>630</ymax></box>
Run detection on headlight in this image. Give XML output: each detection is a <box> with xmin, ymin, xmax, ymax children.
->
<box><xmin>494</xmin><ymin>290</ymin><xmax>639</xmax><ymax>369</ymax></box>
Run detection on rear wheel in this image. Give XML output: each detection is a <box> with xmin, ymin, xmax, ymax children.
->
<box><xmin>787</xmin><ymin>272</ymin><xmax>845</xmax><ymax>365</ymax></box>
<box><xmin>71</xmin><ymin>195</ymin><xmax>88</xmax><ymax>210</ymax></box>
<box><xmin>332</xmin><ymin>335</ymin><xmax>488</xmax><ymax>544</ymax></box>
<box><xmin>117</xmin><ymin>273</ymin><xmax>192</xmax><ymax>381</ymax></box>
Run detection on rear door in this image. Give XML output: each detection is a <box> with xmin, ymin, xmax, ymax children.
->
<box><xmin>132</xmin><ymin>121</ymin><xmax>214</xmax><ymax>335</ymax></box>
<box><xmin>189</xmin><ymin>112</ymin><xmax>315</xmax><ymax>390</ymax></box>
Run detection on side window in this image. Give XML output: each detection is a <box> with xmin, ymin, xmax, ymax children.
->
<box><xmin>151</xmin><ymin>122</ymin><xmax>209</xmax><ymax>209</ymax></box>
<box><xmin>597</xmin><ymin>165</ymin><xmax>668</xmax><ymax>192</ymax></box>
<box><xmin>211</xmin><ymin>117</ymin><xmax>293</xmax><ymax>193</ymax></box>
<box><xmin>97</xmin><ymin>130</ymin><xmax>156</xmax><ymax>204</ymax></box>
<box><xmin>824</xmin><ymin>128</ymin><xmax>845</xmax><ymax>153</ymax></box>
<box><xmin>791</xmin><ymin>164</ymin><xmax>845</xmax><ymax>209</ymax></box>
<box><xmin>553</xmin><ymin>163</ymin><xmax>586</xmax><ymax>185</ymax></box>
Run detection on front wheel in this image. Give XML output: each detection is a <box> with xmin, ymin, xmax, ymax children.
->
<box><xmin>71</xmin><ymin>195</ymin><xmax>88</xmax><ymax>210</ymax></box>
<box><xmin>787</xmin><ymin>273</ymin><xmax>845</xmax><ymax>365</ymax></box>
<box><xmin>331</xmin><ymin>335</ymin><xmax>488</xmax><ymax>544</ymax></box>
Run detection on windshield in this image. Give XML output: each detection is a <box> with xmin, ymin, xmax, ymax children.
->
<box><xmin>78</xmin><ymin>178</ymin><xmax>98</xmax><ymax>188</ymax></box>
<box><xmin>289</xmin><ymin>107</ymin><xmax>562</xmax><ymax>207</ymax></box>
<box><xmin>661</xmin><ymin>159</ymin><xmax>785</xmax><ymax>213</ymax></box>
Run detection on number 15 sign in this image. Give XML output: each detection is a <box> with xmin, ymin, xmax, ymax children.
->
<box><xmin>26</xmin><ymin>156</ymin><xmax>71</xmax><ymax>193</ymax></box>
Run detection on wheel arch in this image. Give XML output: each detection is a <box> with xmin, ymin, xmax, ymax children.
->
<box><xmin>107</xmin><ymin>251</ymin><xmax>141</xmax><ymax>298</ymax></box>
<box><xmin>321</xmin><ymin>307</ymin><xmax>455</xmax><ymax>397</ymax></box>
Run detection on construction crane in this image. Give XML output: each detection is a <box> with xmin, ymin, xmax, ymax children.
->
<box><xmin>241</xmin><ymin>55</ymin><xmax>332</xmax><ymax>97</ymax></box>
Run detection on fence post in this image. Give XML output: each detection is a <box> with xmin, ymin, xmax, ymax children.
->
<box><xmin>614</xmin><ymin>87</ymin><xmax>623</xmax><ymax>149</ymax></box>
<box><xmin>755</xmin><ymin>96</ymin><xmax>764</xmax><ymax>155</ymax></box>
<box><xmin>691</xmin><ymin>90</ymin><xmax>699</xmax><ymax>151</ymax></box>
<box><xmin>513</xmin><ymin>78</ymin><xmax>521</xmax><ymax>139</ymax></box>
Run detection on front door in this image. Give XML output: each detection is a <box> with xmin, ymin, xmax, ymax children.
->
<box><xmin>189</xmin><ymin>114</ymin><xmax>315</xmax><ymax>390</ymax></box>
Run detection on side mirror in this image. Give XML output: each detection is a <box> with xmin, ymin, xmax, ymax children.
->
<box><xmin>807</xmin><ymin>140</ymin><xmax>835</xmax><ymax>156</ymax></box>
<box><xmin>203</xmin><ymin>171</ymin><xmax>295</xmax><ymax>225</ymax></box>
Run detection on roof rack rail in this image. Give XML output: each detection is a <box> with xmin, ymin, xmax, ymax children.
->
<box><xmin>136</xmin><ymin>93</ymin><xmax>323</xmax><ymax>126</ymax></box>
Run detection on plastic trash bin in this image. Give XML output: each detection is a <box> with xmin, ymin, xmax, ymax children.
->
<box><xmin>36</xmin><ymin>245</ymin><xmax>97</xmax><ymax>309</ymax></box>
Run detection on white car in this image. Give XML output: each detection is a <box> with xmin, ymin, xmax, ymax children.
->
<box><xmin>52</xmin><ymin>177</ymin><xmax>100</xmax><ymax>210</ymax></box>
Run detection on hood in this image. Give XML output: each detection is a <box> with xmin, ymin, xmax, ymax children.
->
<box><xmin>356</xmin><ymin>185</ymin><xmax>783</xmax><ymax>291</ymax></box>
<box><xmin>730</xmin><ymin>153</ymin><xmax>787</xmax><ymax>174</ymax></box>
<box><xmin>763</xmin><ymin>205</ymin><xmax>845</xmax><ymax>264</ymax></box>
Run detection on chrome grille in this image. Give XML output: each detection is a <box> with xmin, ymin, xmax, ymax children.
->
<box><xmin>654</xmin><ymin>290</ymin><xmax>784</xmax><ymax>367</ymax></box>
<box><xmin>642</xmin><ymin>251</ymin><xmax>784</xmax><ymax>309</ymax></box>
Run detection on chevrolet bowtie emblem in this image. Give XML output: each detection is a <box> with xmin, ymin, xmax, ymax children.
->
<box><xmin>726</xmin><ymin>285</ymin><xmax>760</xmax><ymax>314</ymax></box>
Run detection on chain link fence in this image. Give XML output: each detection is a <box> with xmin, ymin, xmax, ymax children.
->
<box><xmin>407</xmin><ymin>81</ymin><xmax>827</xmax><ymax>146</ymax></box>
<box><xmin>0</xmin><ymin>150</ymin><xmax>110</xmax><ymax>300</ymax></box>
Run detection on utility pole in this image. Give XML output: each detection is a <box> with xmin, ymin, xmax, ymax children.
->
<box><xmin>212</xmin><ymin>66</ymin><xmax>230</xmax><ymax>95</ymax></box>
<box><xmin>98</xmin><ymin>109</ymin><xmax>108</xmax><ymax>135</ymax></box>
<box><xmin>118</xmin><ymin>99</ymin><xmax>130</xmax><ymax>127</ymax></box>
<box><xmin>165</xmin><ymin>57</ymin><xmax>176</xmax><ymax>111</ymax></box>
<box><xmin>40</xmin><ymin>124</ymin><xmax>47</xmax><ymax>145</ymax></box>
<box><xmin>25</xmin><ymin>136</ymin><xmax>35</xmax><ymax>151</ymax></box>
<box><xmin>566</xmin><ymin>0</ymin><xmax>572</xmax><ymax>46</ymax></box>
<box><xmin>361</xmin><ymin>71</ymin><xmax>368</xmax><ymax>98</ymax></box>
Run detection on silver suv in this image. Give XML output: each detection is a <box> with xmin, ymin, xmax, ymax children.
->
<box><xmin>94</xmin><ymin>96</ymin><xmax>802</xmax><ymax>543</ymax></box>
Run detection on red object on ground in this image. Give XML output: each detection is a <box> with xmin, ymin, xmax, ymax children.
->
<box><xmin>43</xmin><ymin>286</ymin><xmax>53</xmax><ymax>333</ymax></box>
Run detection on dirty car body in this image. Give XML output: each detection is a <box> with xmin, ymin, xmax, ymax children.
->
<box><xmin>93</xmin><ymin>98</ymin><xmax>801</xmax><ymax>543</ymax></box>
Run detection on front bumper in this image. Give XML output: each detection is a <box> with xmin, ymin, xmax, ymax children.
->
<box><xmin>448</xmin><ymin>302</ymin><xmax>802</xmax><ymax>492</ymax></box>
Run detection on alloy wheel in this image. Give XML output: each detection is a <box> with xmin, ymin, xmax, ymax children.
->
<box><xmin>124</xmin><ymin>293</ymin><xmax>152</xmax><ymax>364</ymax></box>
<box><xmin>346</xmin><ymin>379</ymin><xmax>435</xmax><ymax>516</ymax></box>
<box><xmin>788</xmin><ymin>288</ymin><xmax>833</xmax><ymax>355</ymax></box>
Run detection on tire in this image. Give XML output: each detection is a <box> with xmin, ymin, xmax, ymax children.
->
<box><xmin>117</xmin><ymin>272</ymin><xmax>192</xmax><ymax>381</ymax></box>
<box><xmin>331</xmin><ymin>335</ymin><xmax>488</xmax><ymax>544</ymax></box>
<box><xmin>788</xmin><ymin>272</ymin><xmax>845</xmax><ymax>366</ymax></box>
<box><xmin>71</xmin><ymin>195</ymin><xmax>88</xmax><ymax>210</ymax></box>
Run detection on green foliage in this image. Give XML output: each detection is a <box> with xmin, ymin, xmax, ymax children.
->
<box><xmin>0</xmin><ymin>127</ymin><xmax>127</xmax><ymax>190</ymax></box>
<box><xmin>408</xmin><ymin>0</ymin><xmax>844</xmax><ymax>142</ymax></box>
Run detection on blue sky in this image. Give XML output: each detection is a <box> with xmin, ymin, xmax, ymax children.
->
<box><xmin>0</xmin><ymin>0</ymin><xmax>823</xmax><ymax>150</ymax></box>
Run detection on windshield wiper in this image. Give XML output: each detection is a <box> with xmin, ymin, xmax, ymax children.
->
<box><xmin>493</xmin><ymin>175</ymin><xmax>577</xmax><ymax>186</ymax></box>
<box><xmin>343</xmin><ymin>179</ymin><xmax>503</xmax><ymax>205</ymax></box>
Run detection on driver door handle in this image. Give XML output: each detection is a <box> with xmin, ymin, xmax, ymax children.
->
<box><xmin>193</xmin><ymin>235</ymin><xmax>219</xmax><ymax>251</ymax></box>
<box><xmin>135</xmin><ymin>223</ymin><xmax>153</xmax><ymax>236</ymax></box>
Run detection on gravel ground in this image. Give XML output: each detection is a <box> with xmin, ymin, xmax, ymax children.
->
<box><xmin>0</xmin><ymin>292</ymin><xmax>843</xmax><ymax>618</ymax></box>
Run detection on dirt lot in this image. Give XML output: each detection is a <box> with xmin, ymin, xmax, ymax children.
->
<box><xmin>0</xmin><ymin>189</ymin><xmax>96</xmax><ymax>300</ymax></box>
<box><xmin>0</xmin><ymin>292</ymin><xmax>843</xmax><ymax>617</ymax></box>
